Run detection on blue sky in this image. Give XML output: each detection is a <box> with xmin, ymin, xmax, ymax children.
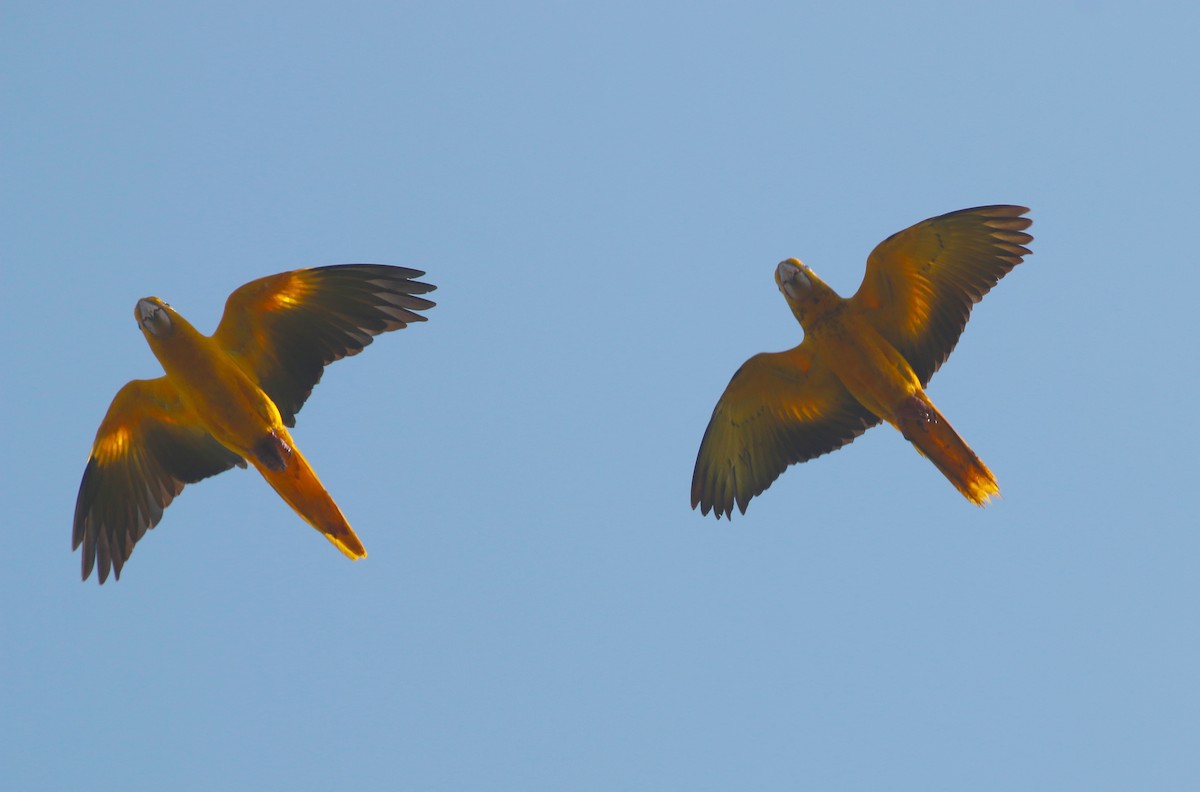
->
<box><xmin>4</xmin><ymin>2</ymin><xmax>1199</xmax><ymax>789</ymax></box>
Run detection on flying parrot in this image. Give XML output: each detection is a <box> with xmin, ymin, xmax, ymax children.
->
<box><xmin>691</xmin><ymin>205</ymin><xmax>1033</xmax><ymax>518</ymax></box>
<box><xmin>73</xmin><ymin>264</ymin><xmax>436</xmax><ymax>582</ymax></box>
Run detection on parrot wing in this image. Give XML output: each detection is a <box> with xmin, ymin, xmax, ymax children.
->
<box><xmin>692</xmin><ymin>344</ymin><xmax>879</xmax><ymax>519</ymax></box>
<box><xmin>73</xmin><ymin>378</ymin><xmax>246</xmax><ymax>583</ymax></box>
<box><xmin>850</xmin><ymin>205</ymin><xmax>1032</xmax><ymax>385</ymax></box>
<box><xmin>212</xmin><ymin>264</ymin><xmax>436</xmax><ymax>426</ymax></box>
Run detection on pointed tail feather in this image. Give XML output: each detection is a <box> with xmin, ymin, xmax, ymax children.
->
<box><xmin>251</xmin><ymin>442</ymin><xmax>367</xmax><ymax>558</ymax></box>
<box><xmin>895</xmin><ymin>393</ymin><xmax>999</xmax><ymax>506</ymax></box>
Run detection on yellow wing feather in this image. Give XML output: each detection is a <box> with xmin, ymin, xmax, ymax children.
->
<box><xmin>850</xmin><ymin>205</ymin><xmax>1032</xmax><ymax>384</ymax></box>
<box><xmin>73</xmin><ymin>378</ymin><xmax>246</xmax><ymax>582</ymax></box>
<box><xmin>692</xmin><ymin>344</ymin><xmax>879</xmax><ymax>518</ymax></box>
<box><xmin>213</xmin><ymin>264</ymin><xmax>436</xmax><ymax>426</ymax></box>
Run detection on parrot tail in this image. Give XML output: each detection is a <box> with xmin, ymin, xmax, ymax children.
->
<box><xmin>251</xmin><ymin>435</ymin><xmax>367</xmax><ymax>559</ymax></box>
<box><xmin>895</xmin><ymin>392</ymin><xmax>1000</xmax><ymax>506</ymax></box>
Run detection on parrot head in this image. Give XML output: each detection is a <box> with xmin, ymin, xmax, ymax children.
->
<box><xmin>775</xmin><ymin>258</ymin><xmax>836</xmax><ymax>326</ymax></box>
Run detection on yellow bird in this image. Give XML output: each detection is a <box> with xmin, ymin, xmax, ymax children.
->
<box><xmin>692</xmin><ymin>206</ymin><xmax>1032</xmax><ymax>518</ymax></box>
<box><xmin>73</xmin><ymin>264</ymin><xmax>435</xmax><ymax>582</ymax></box>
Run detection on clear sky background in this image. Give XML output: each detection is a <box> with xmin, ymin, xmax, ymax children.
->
<box><xmin>3</xmin><ymin>2</ymin><xmax>1198</xmax><ymax>790</ymax></box>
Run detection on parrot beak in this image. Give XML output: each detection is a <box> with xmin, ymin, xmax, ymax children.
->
<box><xmin>137</xmin><ymin>298</ymin><xmax>174</xmax><ymax>338</ymax></box>
<box><xmin>775</xmin><ymin>259</ymin><xmax>811</xmax><ymax>301</ymax></box>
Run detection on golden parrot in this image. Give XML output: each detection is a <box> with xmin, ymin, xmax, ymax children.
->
<box><xmin>73</xmin><ymin>264</ymin><xmax>436</xmax><ymax>582</ymax></box>
<box><xmin>692</xmin><ymin>205</ymin><xmax>1033</xmax><ymax>518</ymax></box>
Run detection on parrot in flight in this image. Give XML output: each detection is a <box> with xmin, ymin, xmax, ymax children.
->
<box><xmin>73</xmin><ymin>264</ymin><xmax>435</xmax><ymax>583</ymax></box>
<box><xmin>692</xmin><ymin>205</ymin><xmax>1033</xmax><ymax>518</ymax></box>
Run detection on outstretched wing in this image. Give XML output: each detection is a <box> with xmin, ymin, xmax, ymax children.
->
<box><xmin>212</xmin><ymin>264</ymin><xmax>436</xmax><ymax>426</ymax></box>
<box><xmin>850</xmin><ymin>205</ymin><xmax>1033</xmax><ymax>385</ymax></box>
<box><xmin>692</xmin><ymin>344</ymin><xmax>880</xmax><ymax>519</ymax></box>
<box><xmin>73</xmin><ymin>378</ymin><xmax>246</xmax><ymax>583</ymax></box>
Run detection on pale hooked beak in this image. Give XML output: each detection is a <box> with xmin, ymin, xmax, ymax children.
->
<box><xmin>137</xmin><ymin>298</ymin><xmax>174</xmax><ymax>338</ymax></box>
<box><xmin>775</xmin><ymin>259</ymin><xmax>811</xmax><ymax>300</ymax></box>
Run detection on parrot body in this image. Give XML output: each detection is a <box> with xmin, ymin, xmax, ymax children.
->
<box><xmin>74</xmin><ymin>265</ymin><xmax>435</xmax><ymax>582</ymax></box>
<box><xmin>692</xmin><ymin>206</ymin><xmax>1033</xmax><ymax>518</ymax></box>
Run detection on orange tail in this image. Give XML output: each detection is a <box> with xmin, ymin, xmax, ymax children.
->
<box><xmin>895</xmin><ymin>392</ymin><xmax>1000</xmax><ymax>506</ymax></box>
<box><xmin>251</xmin><ymin>437</ymin><xmax>367</xmax><ymax>559</ymax></box>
